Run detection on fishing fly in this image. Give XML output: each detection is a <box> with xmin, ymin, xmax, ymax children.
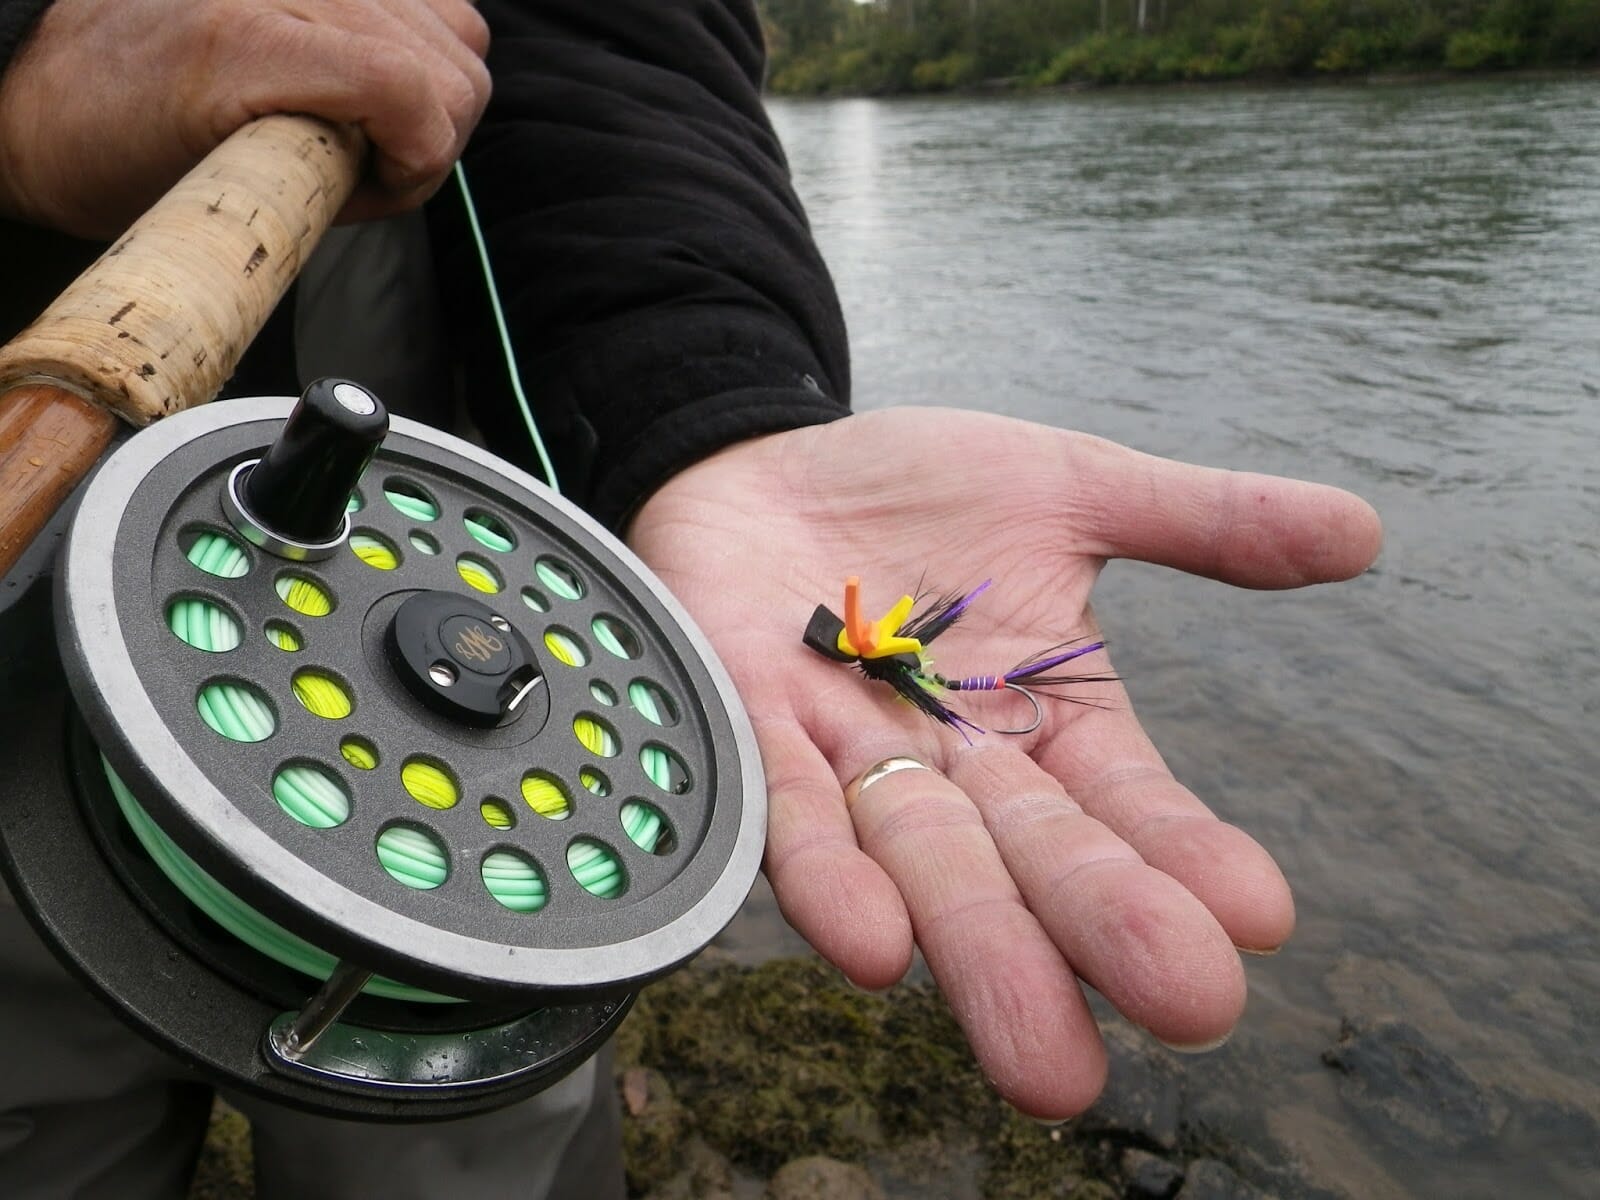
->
<box><xmin>802</xmin><ymin>577</ymin><xmax>1115</xmax><ymax>738</ymax></box>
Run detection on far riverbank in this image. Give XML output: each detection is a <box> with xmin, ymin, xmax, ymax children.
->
<box><xmin>761</xmin><ymin>1</ymin><xmax>1600</xmax><ymax>99</ymax></box>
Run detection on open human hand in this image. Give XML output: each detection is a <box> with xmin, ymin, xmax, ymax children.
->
<box><xmin>627</xmin><ymin>407</ymin><xmax>1382</xmax><ymax>1120</ymax></box>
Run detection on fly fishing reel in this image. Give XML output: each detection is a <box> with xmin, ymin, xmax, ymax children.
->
<box><xmin>0</xmin><ymin>382</ymin><xmax>764</xmax><ymax>1120</ymax></box>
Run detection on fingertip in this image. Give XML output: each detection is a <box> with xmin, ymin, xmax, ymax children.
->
<box><xmin>368</xmin><ymin>109</ymin><xmax>457</xmax><ymax>197</ymax></box>
<box><xmin>1299</xmin><ymin>484</ymin><xmax>1384</xmax><ymax>584</ymax></box>
<box><xmin>1138</xmin><ymin>816</ymin><xmax>1296</xmax><ymax>954</ymax></box>
<box><xmin>994</xmin><ymin>1045</ymin><xmax>1109</xmax><ymax>1122</ymax></box>
<box><xmin>838</xmin><ymin>944</ymin><xmax>913</xmax><ymax>993</ymax></box>
<box><xmin>980</xmin><ymin>1007</ymin><xmax>1109</xmax><ymax>1122</ymax></box>
<box><xmin>1140</xmin><ymin>946</ymin><xmax>1247</xmax><ymax>1050</ymax></box>
<box><xmin>335</xmin><ymin>177</ymin><xmax>442</xmax><ymax>225</ymax></box>
<box><xmin>767</xmin><ymin>845</ymin><xmax>914</xmax><ymax>990</ymax></box>
<box><xmin>1054</xmin><ymin>860</ymin><xmax>1247</xmax><ymax>1048</ymax></box>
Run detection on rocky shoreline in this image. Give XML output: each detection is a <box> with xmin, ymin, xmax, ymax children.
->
<box><xmin>191</xmin><ymin>951</ymin><xmax>1304</xmax><ymax>1199</ymax></box>
<box><xmin>615</xmin><ymin>953</ymin><xmax>1282</xmax><ymax>1200</ymax></box>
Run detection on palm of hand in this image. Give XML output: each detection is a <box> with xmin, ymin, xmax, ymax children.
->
<box><xmin>628</xmin><ymin>407</ymin><xmax>1381</xmax><ymax>1119</ymax></box>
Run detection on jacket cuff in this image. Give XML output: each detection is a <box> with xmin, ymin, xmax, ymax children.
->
<box><xmin>597</xmin><ymin>386</ymin><xmax>847</xmax><ymax>534</ymax></box>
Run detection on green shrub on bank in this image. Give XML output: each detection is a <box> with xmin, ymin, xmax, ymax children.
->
<box><xmin>770</xmin><ymin>53</ymin><xmax>836</xmax><ymax>95</ymax></box>
<box><xmin>1444</xmin><ymin>30</ymin><xmax>1523</xmax><ymax>71</ymax></box>
<box><xmin>761</xmin><ymin>0</ymin><xmax>1600</xmax><ymax>96</ymax></box>
<box><xmin>912</xmin><ymin>51</ymin><xmax>982</xmax><ymax>91</ymax></box>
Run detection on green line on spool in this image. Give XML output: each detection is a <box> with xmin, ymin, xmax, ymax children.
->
<box><xmin>103</xmin><ymin>762</ymin><xmax>457</xmax><ymax>1003</ymax></box>
<box><xmin>154</xmin><ymin>592</ymin><xmax>454</xmax><ymax>1002</ymax></box>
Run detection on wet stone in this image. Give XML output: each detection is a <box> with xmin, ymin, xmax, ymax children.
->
<box><xmin>642</xmin><ymin>1136</ymin><xmax>737</xmax><ymax>1200</ymax></box>
<box><xmin>1122</xmin><ymin>1147</ymin><xmax>1185</xmax><ymax>1199</ymax></box>
<box><xmin>1079</xmin><ymin>1022</ymin><xmax>1184</xmax><ymax>1151</ymax></box>
<box><xmin>619</xmin><ymin>1067</ymin><xmax>694</xmax><ymax>1196</ymax></box>
<box><xmin>1175</xmin><ymin>1158</ymin><xmax>1272</xmax><ymax>1200</ymax></box>
<box><xmin>1321</xmin><ymin>1016</ymin><xmax>1506</xmax><ymax>1151</ymax></box>
<box><xmin>765</xmin><ymin>1155</ymin><xmax>885</xmax><ymax>1200</ymax></box>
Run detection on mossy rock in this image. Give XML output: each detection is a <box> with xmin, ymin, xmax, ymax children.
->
<box><xmin>189</xmin><ymin>1100</ymin><xmax>253</xmax><ymax>1200</ymax></box>
<box><xmin>616</xmin><ymin>954</ymin><xmax>1098</xmax><ymax>1198</ymax></box>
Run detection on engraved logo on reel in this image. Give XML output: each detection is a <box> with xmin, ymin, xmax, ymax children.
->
<box><xmin>453</xmin><ymin>624</ymin><xmax>504</xmax><ymax>664</ymax></box>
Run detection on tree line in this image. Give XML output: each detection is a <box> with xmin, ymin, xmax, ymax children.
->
<box><xmin>758</xmin><ymin>0</ymin><xmax>1600</xmax><ymax>94</ymax></box>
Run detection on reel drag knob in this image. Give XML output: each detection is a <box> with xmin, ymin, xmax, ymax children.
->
<box><xmin>387</xmin><ymin>591</ymin><xmax>546</xmax><ymax>729</ymax></box>
<box><xmin>225</xmin><ymin>378</ymin><xmax>388</xmax><ymax>559</ymax></box>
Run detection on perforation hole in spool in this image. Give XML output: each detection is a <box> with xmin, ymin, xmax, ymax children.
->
<box><xmin>621</xmin><ymin>800</ymin><xmax>674</xmax><ymax>855</ymax></box>
<box><xmin>264</xmin><ymin>620</ymin><xmax>301</xmax><ymax>652</ymax></box>
<box><xmin>273</xmin><ymin>762</ymin><xmax>351</xmax><ymax>828</ymax></box>
<box><xmin>455</xmin><ymin>554</ymin><xmax>502</xmax><ymax>594</ymax></box>
<box><xmin>292</xmin><ymin>669</ymin><xmax>352</xmax><ymax>720</ymax></box>
<box><xmin>182</xmin><ymin>527</ymin><xmax>250</xmax><ymax>578</ymax></box>
<box><xmin>520</xmin><ymin>772</ymin><xmax>571</xmax><ymax>820</ymax></box>
<box><xmin>480</xmin><ymin>798</ymin><xmax>516</xmax><ymax>830</ymax></box>
<box><xmin>589</xmin><ymin>680</ymin><xmax>618</xmax><ymax>707</ymax></box>
<box><xmin>464</xmin><ymin>509</ymin><xmax>516</xmax><ymax>553</ymax></box>
<box><xmin>534</xmin><ymin>556</ymin><xmax>584</xmax><ymax>601</ymax></box>
<box><xmin>409</xmin><ymin>530</ymin><xmax>440</xmax><ymax>556</ymax></box>
<box><xmin>383</xmin><ymin>478</ymin><xmax>439</xmax><ymax>522</ymax></box>
<box><xmin>567</xmin><ymin>838</ymin><xmax>625</xmax><ymax>898</ymax></box>
<box><xmin>628</xmin><ymin>679</ymin><xmax>678</xmax><ymax>727</ymax></box>
<box><xmin>543</xmin><ymin>627</ymin><xmax>587</xmax><ymax>668</ymax></box>
<box><xmin>642</xmin><ymin>743</ymin><xmax>691</xmax><ymax>794</ymax></box>
<box><xmin>591</xmin><ymin>614</ymin><xmax>642</xmax><ymax>660</ymax></box>
<box><xmin>520</xmin><ymin>587</ymin><xmax>549</xmax><ymax>614</ymax></box>
<box><xmin>349</xmin><ymin>531</ymin><xmax>400</xmax><ymax>570</ymax></box>
<box><xmin>340</xmin><ymin>737</ymin><xmax>379</xmax><ymax>770</ymax></box>
<box><xmin>574</xmin><ymin>714</ymin><xmax>619</xmax><ymax>758</ymax></box>
<box><xmin>579</xmin><ymin>767</ymin><xmax>611</xmax><ymax>797</ymax></box>
<box><xmin>276</xmin><ymin>574</ymin><xmax>334</xmax><ymax>617</ymax></box>
<box><xmin>197</xmin><ymin>680</ymin><xmax>275</xmax><ymax>742</ymax></box>
<box><xmin>482</xmin><ymin>850</ymin><xmax>547</xmax><ymax>913</ymax></box>
<box><xmin>377</xmin><ymin>824</ymin><xmax>449</xmax><ymax>890</ymax></box>
<box><xmin>346</xmin><ymin>491</ymin><xmax>364</xmax><ymax>515</ymax></box>
<box><xmin>167</xmin><ymin>596</ymin><xmax>242</xmax><ymax>653</ymax></box>
<box><xmin>402</xmin><ymin>758</ymin><xmax>458</xmax><ymax>810</ymax></box>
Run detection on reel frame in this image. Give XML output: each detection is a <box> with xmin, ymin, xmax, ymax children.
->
<box><xmin>5</xmin><ymin>394</ymin><xmax>766</xmax><ymax>1117</ymax></box>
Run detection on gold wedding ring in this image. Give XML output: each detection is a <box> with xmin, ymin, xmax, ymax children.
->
<box><xmin>844</xmin><ymin>756</ymin><xmax>936</xmax><ymax>808</ymax></box>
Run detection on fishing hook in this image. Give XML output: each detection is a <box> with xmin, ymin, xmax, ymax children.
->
<box><xmin>988</xmin><ymin>683</ymin><xmax>1043</xmax><ymax>736</ymax></box>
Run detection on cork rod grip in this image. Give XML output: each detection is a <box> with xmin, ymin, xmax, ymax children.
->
<box><xmin>0</xmin><ymin>114</ymin><xmax>363</xmax><ymax>580</ymax></box>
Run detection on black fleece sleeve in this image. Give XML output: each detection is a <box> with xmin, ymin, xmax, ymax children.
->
<box><xmin>0</xmin><ymin>0</ymin><xmax>48</xmax><ymax>73</ymax></box>
<box><xmin>429</xmin><ymin>0</ymin><xmax>850</xmax><ymax>531</ymax></box>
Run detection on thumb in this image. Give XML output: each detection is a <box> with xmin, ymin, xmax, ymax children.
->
<box><xmin>1059</xmin><ymin>434</ymin><xmax>1383</xmax><ymax>588</ymax></box>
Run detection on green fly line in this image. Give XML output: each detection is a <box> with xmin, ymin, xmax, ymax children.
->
<box><xmin>187</xmin><ymin>530</ymin><xmax>250</xmax><ymax>578</ymax></box>
<box><xmin>629</xmin><ymin>682</ymin><xmax>675</xmax><ymax>789</ymax></box>
<box><xmin>103</xmin><ymin>760</ymin><xmax>457</xmax><ymax>1004</ymax></box>
<box><xmin>102</xmin><ymin>590</ymin><xmax>461</xmax><ymax>1002</ymax></box>
<box><xmin>455</xmin><ymin>162</ymin><xmax>560</xmax><ymax>493</ymax></box>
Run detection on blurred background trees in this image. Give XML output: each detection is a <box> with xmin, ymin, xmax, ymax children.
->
<box><xmin>759</xmin><ymin>0</ymin><xmax>1600</xmax><ymax>93</ymax></box>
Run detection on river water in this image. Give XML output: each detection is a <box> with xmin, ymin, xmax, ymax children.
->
<box><xmin>736</xmin><ymin>81</ymin><xmax>1600</xmax><ymax>1198</ymax></box>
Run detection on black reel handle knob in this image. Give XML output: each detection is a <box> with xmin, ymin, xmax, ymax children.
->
<box><xmin>234</xmin><ymin>378</ymin><xmax>388</xmax><ymax>553</ymax></box>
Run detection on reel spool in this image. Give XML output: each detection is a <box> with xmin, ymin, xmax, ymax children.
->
<box><xmin>0</xmin><ymin>382</ymin><xmax>764</xmax><ymax>1120</ymax></box>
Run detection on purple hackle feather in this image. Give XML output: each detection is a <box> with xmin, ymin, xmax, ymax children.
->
<box><xmin>1006</xmin><ymin>639</ymin><xmax>1106</xmax><ymax>683</ymax></box>
<box><xmin>900</xmin><ymin>578</ymin><xmax>994</xmax><ymax>644</ymax></box>
<box><xmin>941</xmin><ymin>579</ymin><xmax>992</xmax><ymax>624</ymax></box>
